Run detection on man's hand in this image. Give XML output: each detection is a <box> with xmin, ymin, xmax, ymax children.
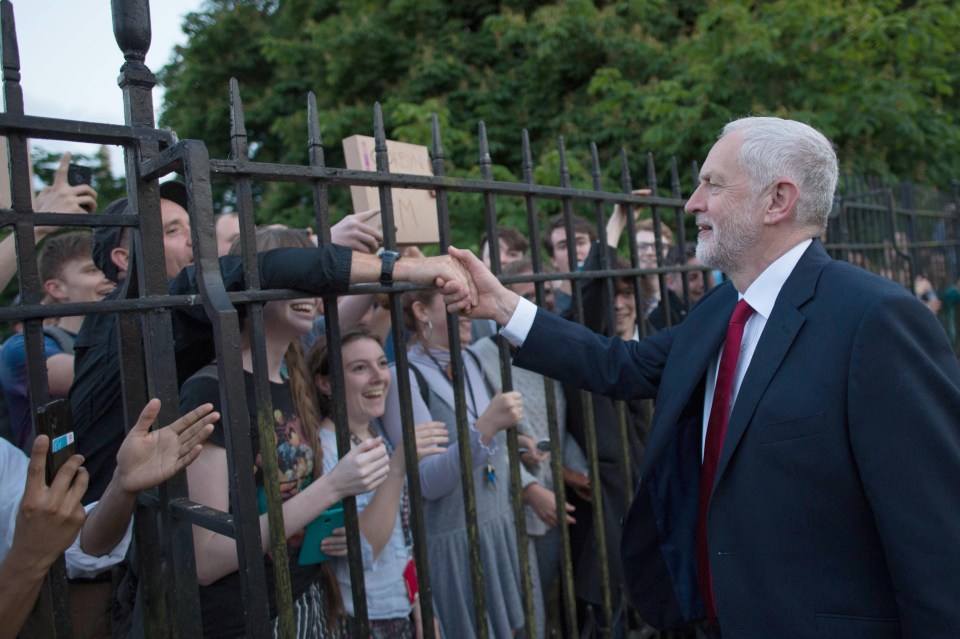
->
<box><xmin>331</xmin><ymin>208</ymin><xmax>383</xmax><ymax>253</ymax></box>
<box><xmin>13</xmin><ymin>435</ymin><xmax>88</xmax><ymax>573</ymax></box>
<box><xmin>523</xmin><ymin>483</ymin><xmax>575</xmax><ymax>527</ymax></box>
<box><xmin>395</xmin><ymin>251</ymin><xmax>479</xmax><ymax>308</ymax></box>
<box><xmin>441</xmin><ymin>246</ymin><xmax>519</xmax><ymax>324</ymax></box>
<box><xmin>32</xmin><ymin>153</ymin><xmax>98</xmax><ymax>242</ymax></box>
<box><xmin>563</xmin><ymin>467</ymin><xmax>592</xmax><ymax>502</ymax></box>
<box><xmin>115</xmin><ymin>399</ymin><xmax>219</xmax><ymax>494</ymax></box>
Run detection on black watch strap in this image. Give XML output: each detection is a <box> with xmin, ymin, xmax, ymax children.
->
<box><xmin>379</xmin><ymin>250</ymin><xmax>400</xmax><ymax>287</ymax></box>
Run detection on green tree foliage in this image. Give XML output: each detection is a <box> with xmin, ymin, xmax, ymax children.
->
<box><xmin>159</xmin><ymin>0</ymin><xmax>960</xmax><ymax>249</ymax></box>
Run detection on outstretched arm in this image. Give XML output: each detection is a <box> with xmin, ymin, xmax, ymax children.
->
<box><xmin>357</xmin><ymin>422</ymin><xmax>448</xmax><ymax>559</ymax></box>
<box><xmin>0</xmin><ymin>436</ymin><xmax>87</xmax><ymax>639</ymax></box>
<box><xmin>349</xmin><ymin>250</ymin><xmax>478</xmax><ymax>308</ymax></box>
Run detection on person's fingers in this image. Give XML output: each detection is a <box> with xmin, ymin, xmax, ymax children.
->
<box><xmin>354</xmin><ymin>436</ymin><xmax>383</xmax><ymax>453</ymax></box>
<box><xmin>356</xmin><ymin>208</ymin><xmax>381</xmax><ymax>222</ymax></box>
<box><xmin>66</xmin><ymin>465</ymin><xmax>90</xmax><ymax>504</ymax></box>
<box><xmin>76</xmin><ymin>191</ymin><xmax>98</xmax><ymax>214</ymax></box>
<box><xmin>176</xmin><ymin>443</ymin><xmax>208</xmax><ymax>471</ymax></box>
<box><xmin>131</xmin><ymin>398</ymin><xmax>163</xmax><ymax>436</ymax></box>
<box><xmin>632</xmin><ymin>188</ymin><xmax>652</xmax><ymax>196</ymax></box>
<box><xmin>50</xmin><ymin>453</ymin><xmax>86</xmax><ymax>495</ymax></box>
<box><xmin>173</xmin><ymin>403</ymin><xmax>216</xmax><ymax>436</ymax></box>
<box><xmin>24</xmin><ymin>435</ymin><xmax>51</xmax><ymax>498</ymax></box>
<box><xmin>180</xmin><ymin>420</ymin><xmax>216</xmax><ymax>454</ymax></box>
<box><xmin>52</xmin><ymin>153</ymin><xmax>72</xmax><ymax>185</ymax></box>
<box><xmin>355</xmin><ymin>225</ymin><xmax>381</xmax><ymax>252</ymax></box>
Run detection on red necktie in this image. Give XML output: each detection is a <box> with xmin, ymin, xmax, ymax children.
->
<box><xmin>697</xmin><ymin>298</ymin><xmax>755</xmax><ymax>619</ymax></box>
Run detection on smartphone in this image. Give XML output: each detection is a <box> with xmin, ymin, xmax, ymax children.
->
<box><xmin>298</xmin><ymin>503</ymin><xmax>345</xmax><ymax>565</ymax></box>
<box><xmin>35</xmin><ymin>399</ymin><xmax>77</xmax><ymax>485</ymax></box>
<box><xmin>66</xmin><ymin>164</ymin><xmax>92</xmax><ymax>187</ymax></box>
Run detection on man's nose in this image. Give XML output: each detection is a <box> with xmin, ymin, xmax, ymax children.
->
<box><xmin>685</xmin><ymin>184</ymin><xmax>705</xmax><ymax>215</ymax></box>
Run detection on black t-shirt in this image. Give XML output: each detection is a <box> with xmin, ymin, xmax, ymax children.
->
<box><xmin>179</xmin><ymin>367</ymin><xmax>323</xmax><ymax>639</ymax></box>
<box><xmin>71</xmin><ymin>245</ymin><xmax>352</xmax><ymax>504</ymax></box>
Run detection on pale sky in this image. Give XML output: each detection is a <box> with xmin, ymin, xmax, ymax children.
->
<box><xmin>8</xmin><ymin>0</ymin><xmax>205</xmax><ymax>175</ymax></box>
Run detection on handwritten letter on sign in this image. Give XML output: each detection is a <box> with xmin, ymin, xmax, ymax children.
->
<box><xmin>342</xmin><ymin>135</ymin><xmax>439</xmax><ymax>246</ymax></box>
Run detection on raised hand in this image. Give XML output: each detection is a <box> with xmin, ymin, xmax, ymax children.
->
<box><xmin>115</xmin><ymin>399</ymin><xmax>219</xmax><ymax>494</ymax></box>
<box><xmin>32</xmin><ymin>153</ymin><xmax>98</xmax><ymax>242</ymax></box>
<box><xmin>607</xmin><ymin>189</ymin><xmax>653</xmax><ymax>249</ymax></box>
<box><xmin>328</xmin><ymin>437</ymin><xmax>390</xmax><ymax>497</ymax></box>
<box><xmin>13</xmin><ymin>435</ymin><xmax>88</xmax><ymax>570</ymax></box>
<box><xmin>331</xmin><ymin>208</ymin><xmax>383</xmax><ymax>253</ymax></box>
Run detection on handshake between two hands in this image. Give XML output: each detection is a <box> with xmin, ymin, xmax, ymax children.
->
<box><xmin>432</xmin><ymin>246</ymin><xmax>517</xmax><ymax>326</ymax></box>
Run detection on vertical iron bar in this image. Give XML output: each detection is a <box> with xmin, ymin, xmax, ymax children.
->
<box><xmin>2</xmin><ymin>2</ymin><xmax>70</xmax><ymax>636</ymax></box>
<box><xmin>232</xmin><ymin>78</ymin><xmax>296</xmax><ymax>639</ymax></box>
<box><xmin>112</xmin><ymin>2</ymin><xmax>208</xmax><ymax>635</ymax></box>
<box><xmin>311</xmin><ymin>93</ymin><xmax>370</xmax><ymax>637</ymax></box>
<box><xmin>479</xmin><ymin>122</ymin><xmax>537</xmax><ymax>639</ymax></box>
<box><xmin>558</xmin><ymin>136</ymin><xmax>613</xmax><ymax>639</ymax></box>
<box><xmin>521</xmin><ymin>130</ymin><xmax>579</xmax><ymax>636</ymax></box>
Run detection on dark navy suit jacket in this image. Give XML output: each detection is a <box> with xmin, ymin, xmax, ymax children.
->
<box><xmin>513</xmin><ymin>241</ymin><xmax>960</xmax><ymax>638</ymax></box>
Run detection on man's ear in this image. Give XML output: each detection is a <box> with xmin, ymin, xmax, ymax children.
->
<box><xmin>43</xmin><ymin>278</ymin><xmax>66</xmax><ymax>303</ymax></box>
<box><xmin>764</xmin><ymin>179</ymin><xmax>801</xmax><ymax>226</ymax></box>
<box><xmin>110</xmin><ymin>246</ymin><xmax>129</xmax><ymax>273</ymax></box>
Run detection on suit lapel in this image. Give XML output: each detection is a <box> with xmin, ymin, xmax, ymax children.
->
<box><xmin>712</xmin><ymin>241</ymin><xmax>831</xmax><ymax>489</ymax></box>
<box><xmin>642</xmin><ymin>284</ymin><xmax>737</xmax><ymax>471</ymax></box>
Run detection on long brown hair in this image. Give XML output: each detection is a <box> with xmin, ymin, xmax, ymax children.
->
<box><xmin>230</xmin><ymin>227</ymin><xmax>324</xmax><ymax>476</ymax></box>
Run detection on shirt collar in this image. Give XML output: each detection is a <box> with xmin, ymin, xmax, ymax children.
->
<box><xmin>741</xmin><ymin>239</ymin><xmax>812</xmax><ymax>319</ymax></box>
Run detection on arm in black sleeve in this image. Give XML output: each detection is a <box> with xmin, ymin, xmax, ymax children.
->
<box><xmin>169</xmin><ymin>244</ymin><xmax>353</xmax><ymax>384</ymax></box>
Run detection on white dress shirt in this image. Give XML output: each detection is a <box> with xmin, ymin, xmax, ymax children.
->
<box><xmin>699</xmin><ymin>239</ymin><xmax>811</xmax><ymax>457</ymax></box>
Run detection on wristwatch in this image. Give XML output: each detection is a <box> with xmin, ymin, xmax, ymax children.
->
<box><xmin>379</xmin><ymin>250</ymin><xmax>401</xmax><ymax>287</ymax></box>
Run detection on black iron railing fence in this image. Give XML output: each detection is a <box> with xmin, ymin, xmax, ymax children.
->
<box><xmin>1</xmin><ymin>2</ymin><xmax>958</xmax><ymax>638</ymax></box>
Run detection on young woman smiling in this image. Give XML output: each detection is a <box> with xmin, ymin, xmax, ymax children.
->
<box><xmin>180</xmin><ymin>228</ymin><xmax>390</xmax><ymax>639</ymax></box>
<box><xmin>381</xmin><ymin>288</ymin><xmax>527</xmax><ymax>638</ymax></box>
<box><xmin>310</xmin><ymin>328</ymin><xmax>447</xmax><ymax>638</ymax></box>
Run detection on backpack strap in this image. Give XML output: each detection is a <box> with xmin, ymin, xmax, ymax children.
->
<box><xmin>406</xmin><ymin>362</ymin><xmax>430</xmax><ymax>406</ymax></box>
<box><xmin>42</xmin><ymin>326</ymin><xmax>76</xmax><ymax>356</ymax></box>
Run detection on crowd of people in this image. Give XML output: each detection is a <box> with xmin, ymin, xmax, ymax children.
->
<box><xmin>1</xmin><ymin>115</ymin><xmax>958</xmax><ymax>639</ymax></box>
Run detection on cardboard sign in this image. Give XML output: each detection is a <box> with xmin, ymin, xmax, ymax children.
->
<box><xmin>342</xmin><ymin>135</ymin><xmax>439</xmax><ymax>245</ymax></box>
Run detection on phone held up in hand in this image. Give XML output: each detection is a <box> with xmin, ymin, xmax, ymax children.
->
<box><xmin>35</xmin><ymin>399</ymin><xmax>77</xmax><ymax>485</ymax></box>
<box><xmin>66</xmin><ymin>164</ymin><xmax>92</xmax><ymax>187</ymax></box>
